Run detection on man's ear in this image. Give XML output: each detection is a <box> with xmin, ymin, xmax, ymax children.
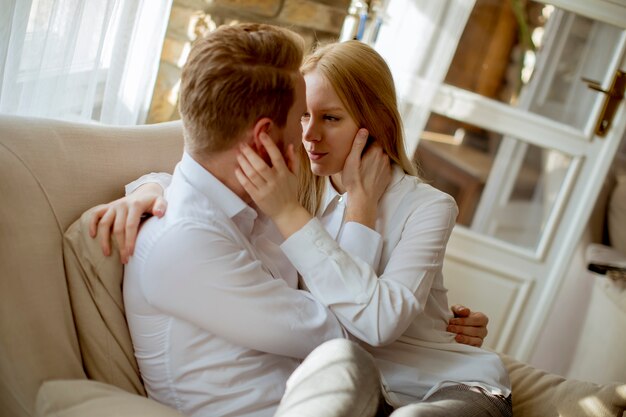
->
<box><xmin>251</xmin><ymin>117</ymin><xmax>273</xmax><ymax>164</ymax></box>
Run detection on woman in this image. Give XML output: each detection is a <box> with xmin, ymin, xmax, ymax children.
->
<box><xmin>238</xmin><ymin>40</ymin><xmax>510</xmax><ymax>416</ymax></box>
<box><xmin>92</xmin><ymin>41</ymin><xmax>510</xmax><ymax>416</ymax></box>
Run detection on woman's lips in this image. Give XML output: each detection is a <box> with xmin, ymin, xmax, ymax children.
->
<box><xmin>307</xmin><ymin>151</ymin><xmax>327</xmax><ymax>161</ymax></box>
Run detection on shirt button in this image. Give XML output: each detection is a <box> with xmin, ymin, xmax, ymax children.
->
<box><xmin>338</xmin><ymin>195</ymin><xmax>344</xmax><ymax>203</ymax></box>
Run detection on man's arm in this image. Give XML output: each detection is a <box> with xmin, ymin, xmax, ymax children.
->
<box><xmin>138</xmin><ymin>220</ymin><xmax>346</xmax><ymax>359</ymax></box>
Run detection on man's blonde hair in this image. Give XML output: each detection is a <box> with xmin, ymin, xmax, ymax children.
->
<box><xmin>298</xmin><ymin>40</ymin><xmax>417</xmax><ymax>214</ymax></box>
<box><xmin>179</xmin><ymin>23</ymin><xmax>305</xmax><ymax>154</ymax></box>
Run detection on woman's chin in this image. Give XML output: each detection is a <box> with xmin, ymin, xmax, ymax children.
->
<box><xmin>309</xmin><ymin>160</ymin><xmax>341</xmax><ymax>177</ymax></box>
<box><xmin>309</xmin><ymin>163</ymin><xmax>328</xmax><ymax>176</ymax></box>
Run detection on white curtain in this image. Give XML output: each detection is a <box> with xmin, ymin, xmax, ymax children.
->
<box><xmin>374</xmin><ymin>0</ymin><xmax>475</xmax><ymax>156</ymax></box>
<box><xmin>0</xmin><ymin>0</ymin><xmax>172</xmax><ymax>125</ymax></box>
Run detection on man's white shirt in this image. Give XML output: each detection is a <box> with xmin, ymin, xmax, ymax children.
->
<box><xmin>123</xmin><ymin>152</ymin><xmax>345</xmax><ymax>417</ymax></box>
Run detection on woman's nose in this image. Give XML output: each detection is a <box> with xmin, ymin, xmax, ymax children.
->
<box><xmin>302</xmin><ymin>120</ymin><xmax>320</xmax><ymax>142</ymax></box>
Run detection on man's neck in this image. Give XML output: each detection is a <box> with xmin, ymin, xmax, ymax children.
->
<box><xmin>189</xmin><ymin>148</ymin><xmax>253</xmax><ymax>205</ymax></box>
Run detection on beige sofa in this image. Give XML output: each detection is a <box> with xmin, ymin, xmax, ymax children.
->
<box><xmin>1</xmin><ymin>114</ymin><xmax>625</xmax><ymax>417</ymax></box>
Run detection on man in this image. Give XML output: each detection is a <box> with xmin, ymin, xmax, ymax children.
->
<box><xmin>119</xmin><ymin>23</ymin><xmax>379</xmax><ymax>417</ymax></box>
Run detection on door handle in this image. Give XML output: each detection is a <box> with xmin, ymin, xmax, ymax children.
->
<box><xmin>582</xmin><ymin>70</ymin><xmax>625</xmax><ymax>137</ymax></box>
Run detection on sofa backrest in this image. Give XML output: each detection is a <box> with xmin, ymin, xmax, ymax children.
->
<box><xmin>0</xmin><ymin>114</ymin><xmax>184</xmax><ymax>417</ymax></box>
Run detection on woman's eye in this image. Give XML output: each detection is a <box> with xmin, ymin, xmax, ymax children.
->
<box><xmin>324</xmin><ymin>115</ymin><xmax>339</xmax><ymax>121</ymax></box>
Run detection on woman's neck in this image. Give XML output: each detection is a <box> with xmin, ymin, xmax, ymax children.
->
<box><xmin>329</xmin><ymin>172</ymin><xmax>346</xmax><ymax>194</ymax></box>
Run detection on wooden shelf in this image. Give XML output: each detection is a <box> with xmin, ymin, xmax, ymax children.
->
<box><xmin>417</xmin><ymin>140</ymin><xmax>492</xmax><ymax>225</ymax></box>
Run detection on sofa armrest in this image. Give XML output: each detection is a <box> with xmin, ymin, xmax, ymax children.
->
<box><xmin>35</xmin><ymin>380</ymin><xmax>184</xmax><ymax>417</ymax></box>
<box><xmin>501</xmin><ymin>353</ymin><xmax>626</xmax><ymax>417</ymax></box>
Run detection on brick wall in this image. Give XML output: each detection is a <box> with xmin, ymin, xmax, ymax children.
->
<box><xmin>147</xmin><ymin>0</ymin><xmax>351</xmax><ymax>123</ymax></box>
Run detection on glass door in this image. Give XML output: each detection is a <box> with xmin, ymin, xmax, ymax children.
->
<box><xmin>394</xmin><ymin>0</ymin><xmax>626</xmax><ymax>357</ymax></box>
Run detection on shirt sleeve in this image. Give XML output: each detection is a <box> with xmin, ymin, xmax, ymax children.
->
<box><xmin>140</xmin><ymin>220</ymin><xmax>346</xmax><ymax>360</ymax></box>
<box><xmin>338</xmin><ymin>221</ymin><xmax>384</xmax><ymax>268</ymax></box>
<box><xmin>125</xmin><ymin>172</ymin><xmax>173</xmax><ymax>196</ymax></box>
<box><xmin>281</xmin><ymin>195</ymin><xmax>458</xmax><ymax>347</ymax></box>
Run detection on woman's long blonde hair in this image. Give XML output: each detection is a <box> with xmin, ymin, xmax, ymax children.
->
<box><xmin>298</xmin><ymin>40</ymin><xmax>417</xmax><ymax>215</ymax></box>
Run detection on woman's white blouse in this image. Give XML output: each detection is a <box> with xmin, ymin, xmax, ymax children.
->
<box><xmin>280</xmin><ymin>166</ymin><xmax>511</xmax><ymax>406</ymax></box>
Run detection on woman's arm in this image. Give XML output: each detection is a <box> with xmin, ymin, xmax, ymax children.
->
<box><xmin>124</xmin><ymin>172</ymin><xmax>172</xmax><ymax>195</ymax></box>
<box><xmin>89</xmin><ymin>173</ymin><xmax>172</xmax><ymax>263</ymax></box>
<box><xmin>282</xmin><ymin>195</ymin><xmax>457</xmax><ymax>347</ymax></box>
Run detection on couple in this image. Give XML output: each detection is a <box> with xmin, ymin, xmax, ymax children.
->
<box><xmin>91</xmin><ymin>23</ymin><xmax>511</xmax><ymax>417</ymax></box>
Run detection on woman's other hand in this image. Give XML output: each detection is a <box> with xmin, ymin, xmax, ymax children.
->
<box><xmin>447</xmin><ymin>304</ymin><xmax>489</xmax><ymax>347</ymax></box>
<box><xmin>88</xmin><ymin>183</ymin><xmax>166</xmax><ymax>263</ymax></box>
<box><xmin>342</xmin><ymin>129</ymin><xmax>391</xmax><ymax>229</ymax></box>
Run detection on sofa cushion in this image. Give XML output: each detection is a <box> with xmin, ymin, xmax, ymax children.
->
<box><xmin>63</xmin><ymin>208</ymin><xmax>145</xmax><ymax>396</ymax></box>
<box><xmin>35</xmin><ymin>380</ymin><xmax>182</xmax><ymax>417</ymax></box>
<box><xmin>501</xmin><ymin>353</ymin><xmax>626</xmax><ymax>417</ymax></box>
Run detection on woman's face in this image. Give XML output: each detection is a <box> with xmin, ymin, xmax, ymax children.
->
<box><xmin>302</xmin><ymin>70</ymin><xmax>360</xmax><ymax>177</ymax></box>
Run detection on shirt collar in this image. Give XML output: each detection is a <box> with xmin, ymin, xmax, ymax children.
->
<box><xmin>319</xmin><ymin>164</ymin><xmax>406</xmax><ymax>215</ymax></box>
<box><xmin>179</xmin><ymin>152</ymin><xmax>255</xmax><ymax>221</ymax></box>
<box><xmin>320</xmin><ymin>178</ymin><xmax>342</xmax><ymax>215</ymax></box>
<box><xmin>389</xmin><ymin>164</ymin><xmax>406</xmax><ymax>188</ymax></box>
